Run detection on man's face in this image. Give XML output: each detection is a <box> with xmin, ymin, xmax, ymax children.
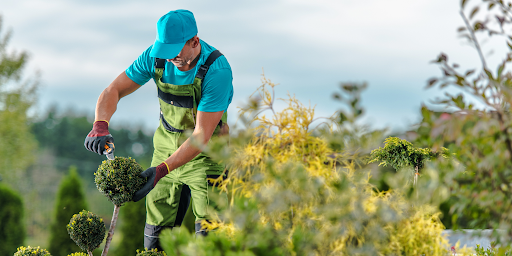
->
<box><xmin>167</xmin><ymin>42</ymin><xmax>194</xmax><ymax>68</ymax></box>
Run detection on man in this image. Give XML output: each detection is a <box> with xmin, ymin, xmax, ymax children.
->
<box><xmin>84</xmin><ymin>9</ymin><xmax>233</xmax><ymax>250</ymax></box>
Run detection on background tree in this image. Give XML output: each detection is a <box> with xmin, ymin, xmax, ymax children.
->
<box><xmin>48</xmin><ymin>166</ymin><xmax>88</xmax><ymax>256</ymax></box>
<box><xmin>0</xmin><ymin>183</ymin><xmax>25</xmax><ymax>256</ymax></box>
<box><xmin>0</xmin><ymin>16</ymin><xmax>38</xmax><ymax>185</ymax></box>
<box><xmin>415</xmin><ymin>0</ymin><xmax>512</xmax><ymax>242</ymax></box>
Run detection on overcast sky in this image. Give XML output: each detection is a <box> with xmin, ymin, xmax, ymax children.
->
<box><xmin>2</xmin><ymin>0</ymin><xmax>504</xmax><ymax>133</ymax></box>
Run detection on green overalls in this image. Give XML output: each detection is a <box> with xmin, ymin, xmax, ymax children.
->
<box><xmin>145</xmin><ymin>50</ymin><xmax>228</xmax><ymax>238</ymax></box>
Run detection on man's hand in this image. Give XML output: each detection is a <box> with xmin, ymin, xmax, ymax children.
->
<box><xmin>133</xmin><ymin>163</ymin><xmax>169</xmax><ymax>202</ymax></box>
<box><xmin>84</xmin><ymin>120</ymin><xmax>114</xmax><ymax>155</ymax></box>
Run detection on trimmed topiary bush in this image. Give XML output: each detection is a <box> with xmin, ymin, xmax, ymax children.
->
<box><xmin>94</xmin><ymin>156</ymin><xmax>146</xmax><ymax>256</ymax></box>
<box><xmin>67</xmin><ymin>210</ymin><xmax>105</xmax><ymax>254</ymax></box>
<box><xmin>136</xmin><ymin>248</ymin><xmax>167</xmax><ymax>256</ymax></box>
<box><xmin>14</xmin><ymin>246</ymin><xmax>51</xmax><ymax>256</ymax></box>
<box><xmin>94</xmin><ymin>156</ymin><xmax>145</xmax><ymax>206</ymax></box>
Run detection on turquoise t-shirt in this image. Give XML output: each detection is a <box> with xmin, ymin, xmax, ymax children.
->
<box><xmin>125</xmin><ymin>40</ymin><xmax>233</xmax><ymax>112</ymax></box>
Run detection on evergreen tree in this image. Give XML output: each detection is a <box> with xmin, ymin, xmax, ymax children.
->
<box><xmin>48</xmin><ymin>166</ymin><xmax>88</xmax><ymax>256</ymax></box>
<box><xmin>0</xmin><ymin>183</ymin><xmax>25</xmax><ymax>256</ymax></box>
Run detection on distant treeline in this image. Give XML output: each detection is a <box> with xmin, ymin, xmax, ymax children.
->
<box><xmin>31</xmin><ymin>106</ymin><xmax>154</xmax><ymax>184</ymax></box>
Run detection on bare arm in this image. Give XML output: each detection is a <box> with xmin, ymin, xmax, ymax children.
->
<box><xmin>163</xmin><ymin>110</ymin><xmax>224</xmax><ymax>170</ymax></box>
<box><xmin>95</xmin><ymin>71</ymin><xmax>141</xmax><ymax>122</ymax></box>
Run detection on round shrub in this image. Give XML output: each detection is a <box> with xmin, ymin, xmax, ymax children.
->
<box><xmin>14</xmin><ymin>246</ymin><xmax>51</xmax><ymax>256</ymax></box>
<box><xmin>136</xmin><ymin>248</ymin><xmax>167</xmax><ymax>256</ymax></box>
<box><xmin>67</xmin><ymin>210</ymin><xmax>106</xmax><ymax>252</ymax></box>
<box><xmin>68</xmin><ymin>253</ymin><xmax>87</xmax><ymax>256</ymax></box>
<box><xmin>95</xmin><ymin>156</ymin><xmax>146</xmax><ymax>205</ymax></box>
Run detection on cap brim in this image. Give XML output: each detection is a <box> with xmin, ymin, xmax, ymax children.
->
<box><xmin>149</xmin><ymin>40</ymin><xmax>186</xmax><ymax>59</ymax></box>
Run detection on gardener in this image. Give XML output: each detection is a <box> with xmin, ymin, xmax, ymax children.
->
<box><xmin>83</xmin><ymin>9</ymin><xmax>233</xmax><ymax>250</ymax></box>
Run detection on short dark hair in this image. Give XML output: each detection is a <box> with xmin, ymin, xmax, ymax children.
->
<box><xmin>186</xmin><ymin>35</ymin><xmax>197</xmax><ymax>44</ymax></box>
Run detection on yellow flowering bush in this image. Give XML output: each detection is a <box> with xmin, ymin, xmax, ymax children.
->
<box><xmin>160</xmin><ymin>77</ymin><xmax>463</xmax><ymax>255</ymax></box>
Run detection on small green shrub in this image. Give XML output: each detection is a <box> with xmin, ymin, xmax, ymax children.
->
<box><xmin>136</xmin><ymin>248</ymin><xmax>167</xmax><ymax>256</ymax></box>
<box><xmin>14</xmin><ymin>246</ymin><xmax>51</xmax><ymax>256</ymax></box>
<box><xmin>368</xmin><ymin>137</ymin><xmax>447</xmax><ymax>171</ymax></box>
<box><xmin>95</xmin><ymin>156</ymin><xmax>145</xmax><ymax>205</ymax></box>
<box><xmin>67</xmin><ymin>210</ymin><xmax>106</xmax><ymax>252</ymax></box>
<box><xmin>67</xmin><ymin>253</ymin><xmax>87</xmax><ymax>256</ymax></box>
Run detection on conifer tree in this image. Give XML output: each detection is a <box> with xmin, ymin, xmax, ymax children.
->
<box><xmin>0</xmin><ymin>183</ymin><xmax>25</xmax><ymax>256</ymax></box>
<box><xmin>48</xmin><ymin>166</ymin><xmax>88</xmax><ymax>256</ymax></box>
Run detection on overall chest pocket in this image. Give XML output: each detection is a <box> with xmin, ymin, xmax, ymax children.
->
<box><xmin>158</xmin><ymin>86</ymin><xmax>197</xmax><ymax>131</ymax></box>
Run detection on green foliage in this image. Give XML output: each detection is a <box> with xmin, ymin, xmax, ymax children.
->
<box><xmin>416</xmin><ymin>0</ymin><xmax>512</xmax><ymax>240</ymax></box>
<box><xmin>474</xmin><ymin>244</ymin><xmax>512</xmax><ymax>256</ymax></box>
<box><xmin>14</xmin><ymin>246</ymin><xmax>51</xmax><ymax>256</ymax></box>
<box><xmin>0</xmin><ymin>15</ymin><xmax>38</xmax><ymax>184</ymax></box>
<box><xmin>94</xmin><ymin>156</ymin><xmax>145</xmax><ymax>206</ymax></box>
<box><xmin>113</xmin><ymin>200</ymin><xmax>145</xmax><ymax>255</ymax></box>
<box><xmin>0</xmin><ymin>183</ymin><xmax>25</xmax><ymax>256</ymax></box>
<box><xmin>136</xmin><ymin>248</ymin><xmax>167</xmax><ymax>256</ymax></box>
<box><xmin>67</xmin><ymin>210</ymin><xmax>106</xmax><ymax>252</ymax></box>
<box><xmin>49</xmin><ymin>166</ymin><xmax>88</xmax><ymax>256</ymax></box>
<box><xmin>369</xmin><ymin>137</ymin><xmax>447</xmax><ymax>171</ymax></box>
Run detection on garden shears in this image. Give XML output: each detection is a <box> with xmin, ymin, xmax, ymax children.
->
<box><xmin>103</xmin><ymin>141</ymin><xmax>115</xmax><ymax>160</ymax></box>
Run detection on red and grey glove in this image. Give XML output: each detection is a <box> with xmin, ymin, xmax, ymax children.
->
<box><xmin>84</xmin><ymin>120</ymin><xmax>114</xmax><ymax>155</ymax></box>
<box><xmin>133</xmin><ymin>163</ymin><xmax>169</xmax><ymax>202</ymax></box>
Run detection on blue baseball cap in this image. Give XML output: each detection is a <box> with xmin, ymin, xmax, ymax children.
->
<box><xmin>149</xmin><ymin>10</ymin><xmax>198</xmax><ymax>59</ymax></box>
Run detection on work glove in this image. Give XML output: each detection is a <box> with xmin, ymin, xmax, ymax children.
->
<box><xmin>84</xmin><ymin>120</ymin><xmax>114</xmax><ymax>155</ymax></box>
<box><xmin>133</xmin><ymin>162</ymin><xmax>169</xmax><ymax>202</ymax></box>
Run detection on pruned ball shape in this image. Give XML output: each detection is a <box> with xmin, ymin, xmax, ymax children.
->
<box><xmin>67</xmin><ymin>210</ymin><xmax>106</xmax><ymax>252</ymax></box>
<box><xmin>95</xmin><ymin>156</ymin><xmax>146</xmax><ymax>205</ymax></box>
<box><xmin>136</xmin><ymin>248</ymin><xmax>167</xmax><ymax>256</ymax></box>
<box><xmin>15</xmin><ymin>246</ymin><xmax>51</xmax><ymax>256</ymax></box>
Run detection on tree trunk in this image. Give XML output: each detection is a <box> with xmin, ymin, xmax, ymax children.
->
<box><xmin>414</xmin><ymin>165</ymin><xmax>419</xmax><ymax>198</ymax></box>
<box><xmin>88</xmin><ymin>250</ymin><xmax>93</xmax><ymax>256</ymax></box>
<box><xmin>101</xmin><ymin>204</ymin><xmax>120</xmax><ymax>256</ymax></box>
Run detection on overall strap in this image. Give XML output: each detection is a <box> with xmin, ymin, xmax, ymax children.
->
<box><xmin>195</xmin><ymin>50</ymin><xmax>223</xmax><ymax>80</ymax></box>
<box><xmin>155</xmin><ymin>58</ymin><xmax>166</xmax><ymax>70</ymax></box>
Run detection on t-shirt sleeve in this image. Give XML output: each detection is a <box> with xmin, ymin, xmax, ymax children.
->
<box><xmin>125</xmin><ymin>46</ymin><xmax>154</xmax><ymax>86</ymax></box>
<box><xmin>198</xmin><ymin>68</ymin><xmax>233</xmax><ymax>112</ymax></box>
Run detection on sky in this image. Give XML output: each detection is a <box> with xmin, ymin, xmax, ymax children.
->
<box><xmin>2</xmin><ymin>0</ymin><xmax>505</xmax><ymax>133</ymax></box>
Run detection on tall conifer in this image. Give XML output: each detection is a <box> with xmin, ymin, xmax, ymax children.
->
<box><xmin>48</xmin><ymin>166</ymin><xmax>88</xmax><ymax>256</ymax></box>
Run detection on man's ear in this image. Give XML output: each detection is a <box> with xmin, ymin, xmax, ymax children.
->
<box><xmin>192</xmin><ymin>36</ymin><xmax>200</xmax><ymax>48</ymax></box>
